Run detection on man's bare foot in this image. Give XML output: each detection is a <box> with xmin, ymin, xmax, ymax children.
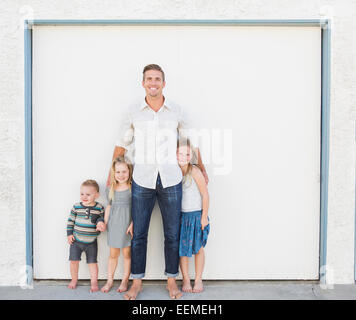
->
<box><xmin>124</xmin><ymin>280</ymin><xmax>142</xmax><ymax>300</ymax></box>
<box><xmin>182</xmin><ymin>278</ymin><xmax>192</xmax><ymax>293</ymax></box>
<box><xmin>68</xmin><ymin>280</ymin><xmax>77</xmax><ymax>289</ymax></box>
<box><xmin>166</xmin><ymin>278</ymin><xmax>183</xmax><ymax>299</ymax></box>
<box><xmin>101</xmin><ymin>280</ymin><xmax>114</xmax><ymax>293</ymax></box>
<box><xmin>117</xmin><ymin>278</ymin><xmax>129</xmax><ymax>293</ymax></box>
<box><xmin>90</xmin><ymin>283</ymin><xmax>99</xmax><ymax>293</ymax></box>
<box><xmin>192</xmin><ymin>279</ymin><xmax>204</xmax><ymax>293</ymax></box>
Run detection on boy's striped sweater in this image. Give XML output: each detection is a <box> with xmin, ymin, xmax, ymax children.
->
<box><xmin>67</xmin><ymin>202</ymin><xmax>105</xmax><ymax>244</ymax></box>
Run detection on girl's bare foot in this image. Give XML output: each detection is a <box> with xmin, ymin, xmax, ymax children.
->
<box><xmin>117</xmin><ymin>278</ymin><xmax>129</xmax><ymax>292</ymax></box>
<box><xmin>124</xmin><ymin>280</ymin><xmax>142</xmax><ymax>300</ymax></box>
<box><xmin>101</xmin><ymin>280</ymin><xmax>114</xmax><ymax>293</ymax></box>
<box><xmin>192</xmin><ymin>279</ymin><xmax>204</xmax><ymax>293</ymax></box>
<box><xmin>68</xmin><ymin>280</ymin><xmax>77</xmax><ymax>289</ymax></box>
<box><xmin>182</xmin><ymin>278</ymin><xmax>192</xmax><ymax>293</ymax></box>
<box><xmin>166</xmin><ymin>278</ymin><xmax>183</xmax><ymax>299</ymax></box>
<box><xmin>90</xmin><ymin>283</ymin><xmax>99</xmax><ymax>293</ymax></box>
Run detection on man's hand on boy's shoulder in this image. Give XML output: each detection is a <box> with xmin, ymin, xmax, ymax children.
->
<box><xmin>96</xmin><ymin>221</ymin><xmax>106</xmax><ymax>232</ymax></box>
<box><xmin>67</xmin><ymin>235</ymin><xmax>75</xmax><ymax>245</ymax></box>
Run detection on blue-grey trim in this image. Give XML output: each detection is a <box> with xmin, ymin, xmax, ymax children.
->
<box><xmin>24</xmin><ymin>20</ymin><xmax>33</xmax><ymax>285</ymax></box>
<box><xmin>24</xmin><ymin>19</ymin><xmax>330</xmax><ymax>283</ymax></box>
<box><xmin>25</xmin><ymin>19</ymin><xmax>329</xmax><ymax>27</ymax></box>
<box><xmin>320</xmin><ymin>21</ymin><xmax>331</xmax><ymax>284</ymax></box>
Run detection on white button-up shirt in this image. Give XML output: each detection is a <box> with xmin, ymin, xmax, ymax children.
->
<box><xmin>116</xmin><ymin>98</ymin><xmax>190</xmax><ymax>189</ymax></box>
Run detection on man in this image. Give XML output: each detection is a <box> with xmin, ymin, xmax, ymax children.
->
<box><xmin>110</xmin><ymin>64</ymin><xmax>208</xmax><ymax>300</ymax></box>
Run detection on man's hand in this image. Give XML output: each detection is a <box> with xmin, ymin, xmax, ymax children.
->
<box><xmin>96</xmin><ymin>221</ymin><xmax>106</xmax><ymax>232</ymax></box>
<box><xmin>126</xmin><ymin>222</ymin><xmax>133</xmax><ymax>238</ymax></box>
<box><xmin>67</xmin><ymin>235</ymin><xmax>75</xmax><ymax>245</ymax></box>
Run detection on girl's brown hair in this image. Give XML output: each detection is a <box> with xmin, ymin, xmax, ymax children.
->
<box><xmin>108</xmin><ymin>156</ymin><xmax>133</xmax><ymax>203</ymax></box>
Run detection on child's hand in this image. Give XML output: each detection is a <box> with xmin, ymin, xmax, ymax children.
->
<box><xmin>96</xmin><ymin>221</ymin><xmax>106</xmax><ymax>232</ymax></box>
<box><xmin>126</xmin><ymin>222</ymin><xmax>133</xmax><ymax>238</ymax></box>
<box><xmin>67</xmin><ymin>235</ymin><xmax>75</xmax><ymax>245</ymax></box>
<box><xmin>201</xmin><ymin>216</ymin><xmax>209</xmax><ymax>231</ymax></box>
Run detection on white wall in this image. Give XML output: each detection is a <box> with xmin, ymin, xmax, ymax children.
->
<box><xmin>32</xmin><ymin>25</ymin><xmax>321</xmax><ymax>280</ymax></box>
<box><xmin>0</xmin><ymin>0</ymin><xmax>355</xmax><ymax>285</ymax></box>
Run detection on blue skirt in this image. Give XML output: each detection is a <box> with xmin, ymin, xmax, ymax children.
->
<box><xmin>179</xmin><ymin>210</ymin><xmax>210</xmax><ymax>257</ymax></box>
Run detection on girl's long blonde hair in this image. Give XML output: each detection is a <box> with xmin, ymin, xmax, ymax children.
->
<box><xmin>177</xmin><ymin>137</ymin><xmax>198</xmax><ymax>186</ymax></box>
<box><xmin>108</xmin><ymin>156</ymin><xmax>133</xmax><ymax>203</ymax></box>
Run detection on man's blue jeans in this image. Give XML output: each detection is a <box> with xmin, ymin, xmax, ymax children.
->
<box><xmin>131</xmin><ymin>174</ymin><xmax>182</xmax><ymax>279</ymax></box>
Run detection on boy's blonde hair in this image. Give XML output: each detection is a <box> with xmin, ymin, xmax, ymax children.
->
<box><xmin>108</xmin><ymin>156</ymin><xmax>133</xmax><ymax>203</ymax></box>
<box><xmin>81</xmin><ymin>179</ymin><xmax>100</xmax><ymax>193</ymax></box>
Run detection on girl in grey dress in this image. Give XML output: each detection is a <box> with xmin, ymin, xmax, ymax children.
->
<box><xmin>106</xmin><ymin>187</ymin><xmax>132</xmax><ymax>249</ymax></box>
<box><xmin>101</xmin><ymin>156</ymin><xmax>133</xmax><ymax>294</ymax></box>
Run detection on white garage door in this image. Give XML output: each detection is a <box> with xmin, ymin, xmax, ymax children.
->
<box><xmin>32</xmin><ymin>25</ymin><xmax>321</xmax><ymax>280</ymax></box>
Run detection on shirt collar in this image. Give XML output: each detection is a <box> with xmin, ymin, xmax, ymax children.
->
<box><xmin>140</xmin><ymin>96</ymin><xmax>171</xmax><ymax>111</ymax></box>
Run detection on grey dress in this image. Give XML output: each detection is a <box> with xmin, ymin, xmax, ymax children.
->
<box><xmin>106</xmin><ymin>187</ymin><xmax>132</xmax><ymax>248</ymax></box>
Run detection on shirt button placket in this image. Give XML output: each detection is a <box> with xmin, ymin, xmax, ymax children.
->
<box><xmin>154</xmin><ymin>111</ymin><xmax>159</xmax><ymax>188</ymax></box>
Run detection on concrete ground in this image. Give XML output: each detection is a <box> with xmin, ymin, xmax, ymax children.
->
<box><xmin>1</xmin><ymin>280</ymin><xmax>356</xmax><ymax>300</ymax></box>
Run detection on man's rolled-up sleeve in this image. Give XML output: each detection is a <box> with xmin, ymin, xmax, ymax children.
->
<box><xmin>116</xmin><ymin>110</ymin><xmax>134</xmax><ymax>150</ymax></box>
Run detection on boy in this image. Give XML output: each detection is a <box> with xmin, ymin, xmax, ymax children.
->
<box><xmin>67</xmin><ymin>179</ymin><xmax>106</xmax><ymax>292</ymax></box>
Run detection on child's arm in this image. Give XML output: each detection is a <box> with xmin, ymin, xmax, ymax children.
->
<box><xmin>191</xmin><ymin>166</ymin><xmax>210</xmax><ymax>230</ymax></box>
<box><xmin>67</xmin><ymin>206</ymin><xmax>77</xmax><ymax>244</ymax></box>
<box><xmin>96</xmin><ymin>205</ymin><xmax>111</xmax><ymax>232</ymax></box>
<box><xmin>96</xmin><ymin>206</ymin><xmax>106</xmax><ymax>232</ymax></box>
<box><xmin>126</xmin><ymin>204</ymin><xmax>133</xmax><ymax>237</ymax></box>
<box><xmin>195</xmin><ymin>147</ymin><xmax>209</xmax><ymax>185</ymax></box>
<box><xmin>104</xmin><ymin>205</ymin><xmax>111</xmax><ymax>225</ymax></box>
<box><xmin>97</xmin><ymin>188</ymin><xmax>111</xmax><ymax>232</ymax></box>
<box><xmin>126</xmin><ymin>221</ymin><xmax>133</xmax><ymax>238</ymax></box>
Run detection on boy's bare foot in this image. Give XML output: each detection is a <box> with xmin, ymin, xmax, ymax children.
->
<box><xmin>166</xmin><ymin>278</ymin><xmax>183</xmax><ymax>299</ymax></box>
<box><xmin>192</xmin><ymin>279</ymin><xmax>204</xmax><ymax>293</ymax></box>
<box><xmin>68</xmin><ymin>280</ymin><xmax>77</xmax><ymax>289</ymax></box>
<box><xmin>90</xmin><ymin>283</ymin><xmax>99</xmax><ymax>293</ymax></box>
<box><xmin>124</xmin><ymin>280</ymin><xmax>142</xmax><ymax>300</ymax></box>
<box><xmin>101</xmin><ymin>280</ymin><xmax>114</xmax><ymax>293</ymax></box>
<box><xmin>182</xmin><ymin>278</ymin><xmax>192</xmax><ymax>293</ymax></box>
<box><xmin>117</xmin><ymin>278</ymin><xmax>129</xmax><ymax>293</ymax></box>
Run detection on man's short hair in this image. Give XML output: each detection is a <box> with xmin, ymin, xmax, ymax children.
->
<box><xmin>81</xmin><ymin>179</ymin><xmax>100</xmax><ymax>192</ymax></box>
<box><xmin>143</xmin><ymin>64</ymin><xmax>165</xmax><ymax>82</ymax></box>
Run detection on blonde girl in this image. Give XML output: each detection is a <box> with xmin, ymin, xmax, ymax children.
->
<box><xmin>177</xmin><ymin>138</ymin><xmax>210</xmax><ymax>293</ymax></box>
<box><xmin>101</xmin><ymin>156</ymin><xmax>133</xmax><ymax>293</ymax></box>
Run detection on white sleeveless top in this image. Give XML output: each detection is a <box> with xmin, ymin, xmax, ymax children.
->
<box><xmin>181</xmin><ymin>173</ymin><xmax>202</xmax><ymax>212</ymax></box>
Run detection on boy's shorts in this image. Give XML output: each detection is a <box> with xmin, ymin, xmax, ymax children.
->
<box><xmin>69</xmin><ymin>239</ymin><xmax>97</xmax><ymax>264</ymax></box>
